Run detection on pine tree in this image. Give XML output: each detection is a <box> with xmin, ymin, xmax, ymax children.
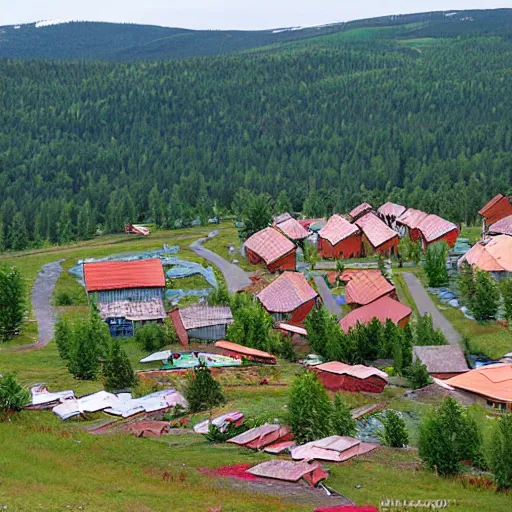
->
<box><xmin>331</xmin><ymin>393</ymin><xmax>356</xmax><ymax>437</ymax></box>
<box><xmin>489</xmin><ymin>414</ymin><xmax>512</xmax><ymax>490</ymax></box>
<box><xmin>103</xmin><ymin>339</ymin><xmax>137</xmax><ymax>391</ymax></box>
<box><xmin>409</xmin><ymin>359</ymin><xmax>432</xmax><ymax>390</ymax></box>
<box><xmin>288</xmin><ymin>371</ymin><xmax>333</xmax><ymax>443</ymax></box>
<box><xmin>0</xmin><ymin>373</ymin><xmax>30</xmax><ymax>412</ymax></box>
<box><xmin>502</xmin><ymin>279</ymin><xmax>512</xmax><ymax>322</ymax></box>
<box><xmin>57</xmin><ymin>202</ymin><xmax>74</xmax><ymax>244</ymax></box>
<box><xmin>0</xmin><ymin>265</ymin><xmax>26</xmax><ymax>342</ymax></box>
<box><xmin>149</xmin><ymin>185</ymin><xmax>165</xmax><ymax>227</ymax></box>
<box><xmin>54</xmin><ymin>315</ymin><xmax>73</xmax><ymax>360</ymax></box>
<box><xmin>305</xmin><ymin>305</ymin><xmax>330</xmax><ymax>356</ymax></box>
<box><xmin>381</xmin><ymin>410</ymin><xmax>409</xmax><ymax>448</ymax></box>
<box><xmin>77</xmin><ymin>200</ymin><xmax>96</xmax><ymax>240</ymax></box>
<box><xmin>275</xmin><ymin>190</ymin><xmax>292</xmax><ymax>214</ymax></box>
<box><xmin>424</xmin><ymin>241</ymin><xmax>448</xmax><ymax>287</ymax></box>
<box><xmin>0</xmin><ymin>219</ymin><xmax>5</xmax><ymax>252</ymax></box>
<box><xmin>10</xmin><ymin>212</ymin><xmax>29</xmax><ymax>251</ymax></box>
<box><xmin>184</xmin><ymin>362</ymin><xmax>225</xmax><ymax>413</ymax></box>
<box><xmin>470</xmin><ymin>270</ymin><xmax>500</xmax><ymax>321</ymax></box>
<box><xmin>457</xmin><ymin>263</ymin><xmax>475</xmax><ymax>305</ymax></box>
<box><xmin>241</xmin><ymin>192</ymin><xmax>272</xmax><ymax>239</ymax></box>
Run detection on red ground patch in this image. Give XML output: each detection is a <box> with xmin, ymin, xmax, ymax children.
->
<box><xmin>198</xmin><ymin>464</ymin><xmax>260</xmax><ymax>481</ymax></box>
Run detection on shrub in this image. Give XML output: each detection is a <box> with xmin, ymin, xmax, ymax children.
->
<box><xmin>55</xmin><ymin>291</ymin><xmax>74</xmax><ymax>306</ymax></box>
<box><xmin>135</xmin><ymin>323</ymin><xmax>169</xmax><ymax>352</ymax></box>
<box><xmin>0</xmin><ymin>265</ymin><xmax>25</xmax><ymax>342</ymax></box>
<box><xmin>204</xmin><ymin>421</ymin><xmax>247</xmax><ymax>443</ymax></box>
<box><xmin>470</xmin><ymin>270</ymin><xmax>500</xmax><ymax>321</ymax></box>
<box><xmin>408</xmin><ymin>360</ymin><xmax>432</xmax><ymax>390</ymax></box>
<box><xmin>489</xmin><ymin>413</ymin><xmax>512</xmax><ymax>490</ymax></box>
<box><xmin>54</xmin><ymin>315</ymin><xmax>73</xmax><ymax>360</ymax></box>
<box><xmin>380</xmin><ymin>410</ymin><xmax>409</xmax><ymax>448</ymax></box>
<box><xmin>103</xmin><ymin>338</ymin><xmax>137</xmax><ymax>391</ymax></box>
<box><xmin>0</xmin><ymin>373</ymin><xmax>30</xmax><ymax>412</ymax></box>
<box><xmin>184</xmin><ymin>363</ymin><xmax>225</xmax><ymax>413</ymax></box>
<box><xmin>424</xmin><ymin>241</ymin><xmax>449</xmax><ymax>287</ymax></box>
<box><xmin>502</xmin><ymin>279</ymin><xmax>512</xmax><ymax>322</ymax></box>
<box><xmin>331</xmin><ymin>394</ymin><xmax>357</xmax><ymax>437</ymax></box>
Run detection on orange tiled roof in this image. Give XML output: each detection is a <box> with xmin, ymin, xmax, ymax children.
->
<box><xmin>244</xmin><ymin>227</ymin><xmax>296</xmax><ymax>265</ymax></box>
<box><xmin>318</xmin><ymin>214</ymin><xmax>360</xmax><ymax>246</ymax></box>
<box><xmin>342</xmin><ymin>269</ymin><xmax>395</xmax><ymax>306</ymax></box>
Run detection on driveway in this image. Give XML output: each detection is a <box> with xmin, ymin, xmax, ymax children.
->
<box><xmin>313</xmin><ymin>275</ymin><xmax>342</xmax><ymax>318</ymax></box>
<box><xmin>402</xmin><ymin>272</ymin><xmax>462</xmax><ymax>346</ymax></box>
<box><xmin>190</xmin><ymin>238</ymin><xmax>252</xmax><ymax>293</ymax></box>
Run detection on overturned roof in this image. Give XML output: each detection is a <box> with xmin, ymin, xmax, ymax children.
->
<box><xmin>244</xmin><ymin>227</ymin><xmax>296</xmax><ymax>265</ymax></box>
<box><xmin>355</xmin><ymin>213</ymin><xmax>398</xmax><ymax>249</ymax></box>
<box><xmin>84</xmin><ymin>259</ymin><xmax>165</xmax><ymax>292</ymax></box>
<box><xmin>99</xmin><ymin>298</ymin><xmax>166</xmax><ymax>321</ymax></box>
<box><xmin>413</xmin><ymin>345</ymin><xmax>469</xmax><ymax>374</ymax></box>
<box><xmin>417</xmin><ymin>214</ymin><xmax>459</xmax><ymax>243</ymax></box>
<box><xmin>479</xmin><ymin>194</ymin><xmax>512</xmax><ymax>225</ymax></box>
<box><xmin>178</xmin><ymin>305</ymin><xmax>233</xmax><ymax>330</ymax></box>
<box><xmin>339</xmin><ymin>296</ymin><xmax>412</xmax><ymax>334</ymax></box>
<box><xmin>247</xmin><ymin>460</ymin><xmax>325</xmax><ymax>483</ymax></box>
<box><xmin>275</xmin><ymin>217</ymin><xmax>311</xmax><ymax>241</ymax></box>
<box><xmin>342</xmin><ymin>269</ymin><xmax>395</xmax><ymax>306</ymax></box>
<box><xmin>291</xmin><ymin>435</ymin><xmax>378</xmax><ymax>462</ymax></box>
<box><xmin>214</xmin><ymin>340</ymin><xmax>277</xmax><ymax>364</ymax></box>
<box><xmin>349</xmin><ymin>202</ymin><xmax>373</xmax><ymax>220</ymax></box>
<box><xmin>257</xmin><ymin>272</ymin><xmax>318</xmax><ymax>313</ymax></box>
<box><xmin>489</xmin><ymin>215</ymin><xmax>512</xmax><ymax>237</ymax></box>
<box><xmin>458</xmin><ymin>235</ymin><xmax>512</xmax><ymax>272</ymax></box>
<box><xmin>445</xmin><ymin>364</ymin><xmax>512</xmax><ymax>403</ymax></box>
<box><xmin>318</xmin><ymin>214</ymin><xmax>360</xmax><ymax>246</ymax></box>
<box><xmin>397</xmin><ymin>208</ymin><xmax>428</xmax><ymax>229</ymax></box>
<box><xmin>377</xmin><ymin>202</ymin><xmax>407</xmax><ymax>219</ymax></box>
<box><xmin>315</xmin><ymin>361</ymin><xmax>388</xmax><ymax>381</ymax></box>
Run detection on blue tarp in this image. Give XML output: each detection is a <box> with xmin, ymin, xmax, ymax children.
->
<box><xmin>335</xmin><ymin>295</ymin><xmax>346</xmax><ymax>305</ymax></box>
<box><xmin>165</xmin><ymin>289</ymin><xmax>213</xmax><ymax>303</ymax></box>
<box><xmin>164</xmin><ymin>258</ymin><xmax>218</xmax><ymax>288</ymax></box>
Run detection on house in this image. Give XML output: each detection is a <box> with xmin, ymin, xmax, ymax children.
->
<box><xmin>445</xmin><ymin>364</ymin><xmax>512</xmax><ymax>412</ymax></box>
<box><xmin>244</xmin><ymin>227</ymin><xmax>296</xmax><ymax>272</ymax></box>
<box><xmin>488</xmin><ymin>214</ymin><xmax>512</xmax><ymax>237</ymax></box>
<box><xmin>349</xmin><ymin>202</ymin><xmax>374</xmax><ymax>221</ymax></box>
<box><xmin>257</xmin><ymin>272</ymin><xmax>318</xmax><ymax>323</ymax></box>
<box><xmin>396</xmin><ymin>208</ymin><xmax>428</xmax><ymax>241</ymax></box>
<box><xmin>169</xmin><ymin>305</ymin><xmax>234</xmax><ymax>346</ymax></box>
<box><xmin>83</xmin><ymin>259</ymin><xmax>166</xmax><ymax>337</ymax></box>
<box><xmin>479</xmin><ymin>194</ymin><xmax>512</xmax><ymax>233</ymax></box>
<box><xmin>417</xmin><ymin>214</ymin><xmax>459</xmax><ymax>248</ymax></box>
<box><xmin>317</xmin><ymin>214</ymin><xmax>362</xmax><ymax>259</ymax></box>
<box><xmin>412</xmin><ymin>346</ymin><xmax>469</xmax><ymax>380</ymax></box>
<box><xmin>355</xmin><ymin>212</ymin><xmax>399</xmax><ymax>255</ymax></box>
<box><xmin>341</xmin><ymin>269</ymin><xmax>396</xmax><ymax>307</ymax></box>
<box><xmin>313</xmin><ymin>361</ymin><xmax>388</xmax><ymax>393</ymax></box>
<box><xmin>458</xmin><ymin>235</ymin><xmax>512</xmax><ymax>278</ymax></box>
<box><xmin>291</xmin><ymin>435</ymin><xmax>378</xmax><ymax>462</ymax></box>
<box><xmin>377</xmin><ymin>202</ymin><xmax>407</xmax><ymax>229</ymax></box>
<box><xmin>339</xmin><ymin>296</ymin><xmax>412</xmax><ymax>334</ymax></box>
<box><xmin>274</xmin><ymin>217</ymin><xmax>311</xmax><ymax>242</ymax></box>
<box><xmin>214</xmin><ymin>340</ymin><xmax>277</xmax><ymax>364</ymax></box>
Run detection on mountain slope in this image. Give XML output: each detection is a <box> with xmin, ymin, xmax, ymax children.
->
<box><xmin>0</xmin><ymin>9</ymin><xmax>511</xmax><ymax>61</ymax></box>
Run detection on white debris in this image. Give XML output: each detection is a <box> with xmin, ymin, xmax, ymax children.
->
<box><xmin>30</xmin><ymin>385</ymin><xmax>75</xmax><ymax>406</ymax></box>
<box><xmin>35</xmin><ymin>19</ymin><xmax>74</xmax><ymax>28</ymax></box>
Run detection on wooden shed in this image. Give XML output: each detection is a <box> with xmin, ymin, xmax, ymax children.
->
<box><xmin>417</xmin><ymin>214</ymin><xmax>459</xmax><ymax>249</ymax></box>
<box><xmin>355</xmin><ymin>212</ymin><xmax>399</xmax><ymax>255</ymax></box>
<box><xmin>479</xmin><ymin>194</ymin><xmax>512</xmax><ymax>233</ymax></box>
<box><xmin>313</xmin><ymin>361</ymin><xmax>388</xmax><ymax>393</ymax></box>
<box><xmin>244</xmin><ymin>227</ymin><xmax>296</xmax><ymax>273</ymax></box>
<box><xmin>317</xmin><ymin>214</ymin><xmax>362</xmax><ymax>259</ymax></box>
<box><xmin>412</xmin><ymin>345</ymin><xmax>469</xmax><ymax>380</ymax></box>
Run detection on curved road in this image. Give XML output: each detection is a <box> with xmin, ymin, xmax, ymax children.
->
<box><xmin>190</xmin><ymin>238</ymin><xmax>252</xmax><ymax>293</ymax></box>
<box><xmin>402</xmin><ymin>272</ymin><xmax>462</xmax><ymax>346</ymax></box>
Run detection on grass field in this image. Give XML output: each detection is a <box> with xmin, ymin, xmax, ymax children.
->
<box><xmin>1</xmin><ymin>225</ymin><xmax>512</xmax><ymax>511</ymax></box>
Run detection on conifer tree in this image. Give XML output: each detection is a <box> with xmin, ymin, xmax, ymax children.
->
<box><xmin>54</xmin><ymin>315</ymin><xmax>73</xmax><ymax>360</ymax></box>
<box><xmin>103</xmin><ymin>338</ymin><xmax>137</xmax><ymax>391</ymax></box>
<box><xmin>0</xmin><ymin>219</ymin><xmax>5</xmax><ymax>252</ymax></box>
<box><xmin>381</xmin><ymin>410</ymin><xmax>409</xmax><ymax>448</ymax></box>
<box><xmin>184</xmin><ymin>362</ymin><xmax>225</xmax><ymax>412</ymax></box>
<box><xmin>77</xmin><ymin>200</ymin><xmax>96</xmax><ymax>240</ymax></box>
<box><xmin>424</xmin><ymin>241</ymin><xmax>448</xmax><ymax>287</ymax></box>
<box><xmin>409</xmin><ymin>359</ymin><xmax>432</xmax><ymax>390</ymax></box>
<box><xmin>489</xmin><ymin>414</ymin><xmax>512</xmax><ymax>490</ymax></box>
<box><xmin>275</xmin><ymin>190</ymin><xmax>292</xmax><ymax>215</ymax></box>
<box><xmin>0</xmin><ymin>265</ymin><xmax>26</xmax><ymax>342</ymax></box>
<box><xmin>501</xmin><ymin>279</ymin><xmax>512</xmax><ymax>322</ymax></box>
<box><xmin>10</xmin><ymin>212</ymin><xmax>29</xmax><ymax>251</ymax></box>
<box><xmin>0</xmin><ymin>373</ymin><xmax>30</xmax><ymax>412</ymax></box>
<box><xmin>331</xmin><ymin>393</ymin><xmax>357</xmax><ymax>437</ymax></box>
<box><xmin>470</xmin><ymin>270</ymin><xmax>500</xmax><ymax>321</ymax></box>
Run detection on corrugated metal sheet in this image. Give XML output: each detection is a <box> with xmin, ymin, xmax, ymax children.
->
<box><xmin>178</xmin><ymin>305</ymin><xmax>233</xmax><ymax>330</ymax></box>
<box><xmin>84</xmin><ymin>259</ymin><xmax>165</xmax><ymax>292</ymax></box>
<box><xmin>96</xmin><ymin>287</ymin><xmax>163</xmax><ymax>304</ymax></box>
<box><xmin>244</xmin><ymin>227</ymin><xmax>296</xmax><ymax>265</ymax></box>
<box><xmin>318</xmin><ymin>214</ymin><xmax>360</xmax><ymax>246</ymax></box>
<box><xmin>247</xmin><ymin>460</ymin><xmax>324</xmax><ymax>482</ymax></box>
<box><xmin>291</xmin><ymin>436</ymin><xmax>378</xmax><ymax>462</ymax></box>
<box><xmin>355</xmin><ymin>213</ymin><xmax>399</xmax><ymax>250</ymax></box>
<box><xmin>314</xmin><ymin>361</ymin><xmax>388</xmax><ymax>380</ymax></box>
<box><xmin>187</xmin><ymin>324</ymin><xmax>228</xmax><ymax>341</ymax></box>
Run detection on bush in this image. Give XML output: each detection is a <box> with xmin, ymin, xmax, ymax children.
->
<box><xmin>502</xmin><ymin>279</ymin><xmax>512</xmax><ymax>322</ymax></box>
<box><xmin>184</xmin><ymin>363</ymin><xmax>225</xmax><ymax>413</ymax></box>
<box><xmin>55</xmin><ymin>291</ymin><xmax>74</xmax><ymax>306</ymax></box>
<box><xmin>408</xmin><ymin>360</ymin><xmax>432</xmax><ymax>390</ymax></box>
<box><xmin>380</xmin><ymin>410</ymin><xmax>409</xmax><ymax>448</ymax></box>
<box><xmin>135</xmin><ymin>322</ymin><xmax>169</xmax><ymax>352</ymax></box>
<box><xmin>331</xmin><ymin>394</ymin><xmax>357</xmax><ymax>437</ymax></box>
<box><xmin>204</xmin><ymin>421</ymin><xmax>247</xmax><ymax>443</ymax></box>
<box><xmin>103</xmin><ymin>338</ymin><xmax>137</xmax><ymax>391</ymax></box>
<box><xmin>0</xmin><ymin>373</ymin><xmax>30</xmax><ymax>412</ymax></box>
<box><xmin>489</xmin><ymin>413</ymin><xmax>512</xmax><ymax>490</ymax></box>
<box><xmin>54</xmin><ymin>316</ymin><xmax>73</xmax><ymax>360</ymax></box>
<box><xmin>0</xmin><ymin>265</ymin><xmax>25</xmax><ymax>342</ymax></box>
<box><xmin>470</xmin><ymin>270</ymin><xmax>500</xmax><ymax>321</ymax></box>
<box><xmin>424</xmin><ymin>241</ymin><xmax>449</xmax><ymax>287</ymax></box>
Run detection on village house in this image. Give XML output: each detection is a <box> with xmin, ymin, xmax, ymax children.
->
<box><xmin>273</xmin><ymin>216</ymin><xmax>311</xmax><ymax>242</ymax></box>
<box><xmin>317</xmin><ymin>214</ymin><xmax>362</xmax><ymax>259</ymax></box>
<box><xmin>377</xmin><ymin>202</ymin><xmax>407</xmax><ymax>229</ymax></box>
<box><xmin>313</xmin><ymin>361</ymin><xmax>388</xmax><ymax>393</ymax></box>
<box><xmin>349</xmin><ymin>202</ymin><xmax>374</xmax><ymax>221</ymax></box>
<box><xmin>83</xmin><ymin>259</ymin><xmax>166</xmax><ymax>337</ymax></box>
<box><xmin>257</xmin><ymin>271</ymin><xmax>318</xmax><ymax>323</ymax></box>
<box><xmin>478</xmin><ymin>194</ymin><xmax>512</xmax><ymax>234</ymax></box>
<box><xmin>169</xmin><ymin>304</ymin><xmax>234</xmax><ymax>346</ymax></box>
<box><xmin>412</xmin><ymin>345</ymin><xmax>469</xmax><ymax>380</ymax></box>
<box><xmin>341</xmin><ymin>269</ymin><xmax>397</xmax><ymax>308</ymax></box>
<box><xmin>458</xmin><ymin>235</ymin><xmax>512</xmax><ymax>278</ymax></box>
<box><xmin>395</xmin><ymin>208</ymin><xmax>428</xmax><ymax>242</ymax></box>
<box><xmin>355</xmin><ymin>212</ymin><xmax>400</xmax><ymax>255</ymax></box>
<box><xmin>339</xmin><ymin>296</ymin><xmax>412</xmax><ymax>334</ymax></box>
<box><xmin>244</xmin><ymin>227</ymin><xmax>296</xmax><ymax>272</ymax></box>
<box><xmin>417</xmin><ymin>214</ymin><xmax>459</xmax><ymax>249</ymax></box>
<box><xmin>488</xmin><ymin>214</ymin><xmax>512</xmax><ymax>237</ymax></box>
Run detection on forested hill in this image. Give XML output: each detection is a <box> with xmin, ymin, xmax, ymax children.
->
<box><xmin>0</xmin><ymin>9</ymin><xmax>511</xmax><ymax>60</ymax></box>
<box><xmin>0</xmin><ymin>11</ymin><xmax>511</xmax><ymax>251</ymax></box>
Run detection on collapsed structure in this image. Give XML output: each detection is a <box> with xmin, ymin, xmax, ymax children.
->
<box><xmin>313</xmin><ymin>361</ymin><xmax>388</xmax><ymax>393</ymax></box>
<box><xmin>458</xmin><ymin>235</ymin><xmax>512</xmax><ymax>278</ymax></box>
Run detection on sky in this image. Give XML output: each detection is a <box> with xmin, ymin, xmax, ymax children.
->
<box><xmin>2</xmin><ymin>1</ymin><xmax>510</xmax><ymax>30</ymax></box>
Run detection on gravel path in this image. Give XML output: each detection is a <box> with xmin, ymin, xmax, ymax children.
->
<box><xmin>15</xmin><ymin>260</ymin><xmax>64</xmax><ymax>352</ymax></box>
<box><xmin>190</xmin><ymin>238</ymin><xmax>252</xmax><ymax>293</ymax></box>
<box><xmin>313</xmin><ymin>275</ymin><xmax>342</xmax><ymax>318</ymax></box>
<box><xmin>402</xmin><ymin>272</ymin><xmax>462</xmax><ymax>346</ymax></box>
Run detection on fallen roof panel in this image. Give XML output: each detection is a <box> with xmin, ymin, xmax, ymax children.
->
<box><xmin>315</xmin><ymin>361</ymin><xmax>388</xmax><ymax>381</ymax></box>
<box><xmin>377</xmin><ymin>202</ymin><xmax>407</xmax><ymax>219</ymax></box>
<box><xmin>215</xmin><ymin>340</ymin><xmax>277</xmax><ymax>364</ymax></box>
<box><xmin>247</xmin><ymin>460</ymin><xmax>323</xmax><ymax>482</ymax></box>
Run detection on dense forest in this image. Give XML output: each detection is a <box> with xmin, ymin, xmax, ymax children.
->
<box><xmin>0</xmin><ymin>18</ymin><xmax>512</xmax><ymax>250</ymax></box>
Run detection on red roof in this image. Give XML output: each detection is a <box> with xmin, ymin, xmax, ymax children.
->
<box><xmin>215</xmin><ymin>341</ymin><xmax>277</xmax><ymax>364</ymax></box>
<box><xmin>349</xmin><ymin>202</ymin><xmax>373</xmax><ymax>220</ymax></box>
<box><xmin>377</xmin><ymin>202</ymin><xmax>406</xmax><ymax>219</ymax></box>
<box><xmin>355</xmin><ymin>213</ymin><xmax>398</xmax><ymax>249</ymax></box>
<box><xmin>397</xmin><ymin>208</ymin><xmax>428</xmax><ymax>229</ymax></box>
<box><xmin>275</xmin><ymin>218</ymin><xmax>311</xmax><ymax>241</ymax></box>
<box><xmin>257</xmin><ymin>272</ymin><xmax>318</xmax><ymax>313</ymax></box>
<box><xmin>318</xmin><ymin>214</ymin><xmax>360</xmax><ymax>246</ymax></box>
<box><xmin>489</xmin><ymin>214</ymin><xmax>512</xmax><ymax>237</ymax></box>
<box><xmin>459</xmin><ymin>235</ymin><xmax>512</xmax><ymax>272</ymax></box>
<box><xmin>339</xmin><ymin>296</ymin><xmax>412</xmax><ymax>333</ymax></box>
<box><xmin>417</xmin><ymin>214</ymin><xmax>459</xmax><ymax>243</ymax></box>
<box><xmin>84</xmin><ymin>259</ymin><xmax>165</xmax><ymax>292</ymax></box>
<box><xmin>314</xmin><ymin>507</ymin><xmax>379</xmax><ymax>512</ymax></box>
<box><xmin>343</xmin><ymin>270</ymin><xmax>395</xmax><ymax>306</ymax></box>
<box><xmin>245</xmin><ymin>227</ymin><xmax>296</xmax><ymax>265</ymax></box>
<box><xmin>479</xmin><ymin>194</ymin><xmax>512</xmax><ymax>225</ymax></box>
<box><xmin>315</xmin><ymin>361</ymin><xmax>388</xmax><ymax>381</ymax></box>
<box><xmin>298</xmin><ymin>218</ymin><xmax>324</xmax><ymax>229</ymax></box>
